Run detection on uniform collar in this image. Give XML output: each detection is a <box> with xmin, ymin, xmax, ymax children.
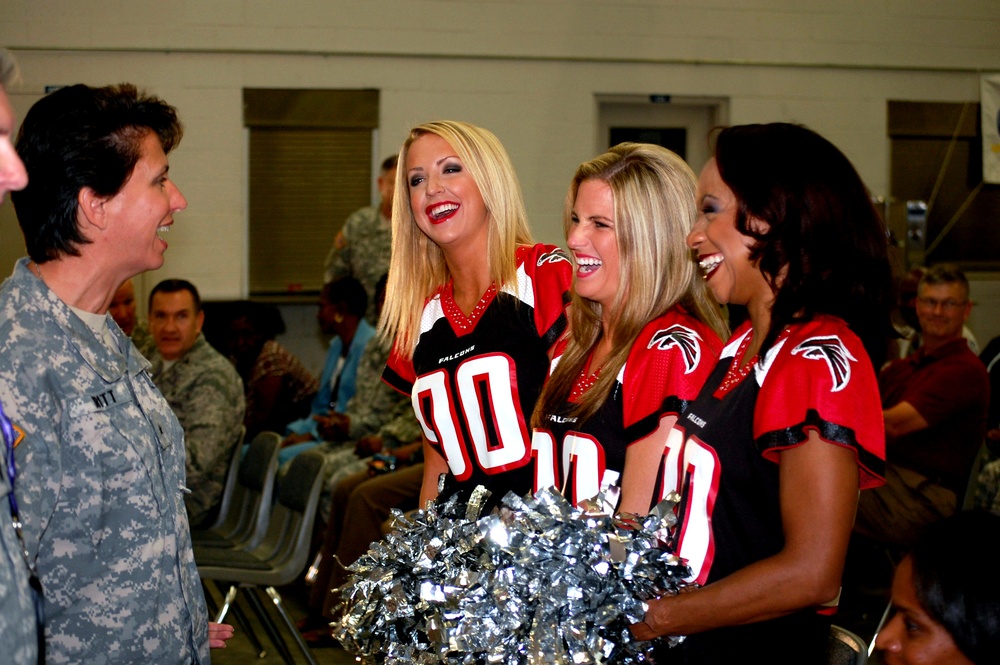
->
<box><xmin>13</xmin><ymin>258</ymin><xmax>143</xmax><ymax>382</ymax></box>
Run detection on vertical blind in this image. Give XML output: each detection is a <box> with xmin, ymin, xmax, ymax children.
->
<box><xmin>245</xmin><ymin>89</ymin><xmax>379</xmax><ymax>295</ymax></box>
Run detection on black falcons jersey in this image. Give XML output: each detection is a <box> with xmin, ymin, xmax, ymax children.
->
<box><xmin>383</xmin><ymin>244</ymin><xmax>571</xmax><ymax>509</ymax></box>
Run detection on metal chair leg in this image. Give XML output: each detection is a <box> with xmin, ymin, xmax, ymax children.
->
<box><xmin>231</xmin><ymin>598</ymin><xmax>267</xmax><ymax>659</ymax></box>
<box><xmin>244</xmin><ymin>585</ymin><xmax>296</xmax><ymax>665</ymax></box>
<box><xmin>266</xmin><ymin>586</ymin><xmax>320</xmax><ymax>665</ymax></box>
<box><xmin>214</xmin><ymin>584</ymin><xmax>238</xmax><ymax>623</ymax></box>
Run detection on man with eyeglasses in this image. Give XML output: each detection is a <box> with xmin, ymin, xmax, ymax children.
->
<box><xmin>855</xmin><ymin>263</ymin><xmax>989</xmax><ymax>546</ymax></box>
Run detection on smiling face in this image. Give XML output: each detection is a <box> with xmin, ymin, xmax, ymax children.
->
<box><xmin>567</xmin><ymin>178</ymin><xmax>620</xmax><ymax>315</ymax></box>
<box><xmin>150</xmin><ymin>288</ymin><xmax>203</xmax><ymax>361</ymax></box>
<box><xmin>876</xmin><ymin>557</ymin><xmax>973</xmax><ymax>665</ymax></box>
<box><xmin>103</xmin><ymin>131</ymin><xmax>187</xmax><ymax>275</ymax></box>
<box><xmin>915</xmin><ymin>281</ymin><xmax>970</xmax><ymax>347</ymax></box>
<box><xmin>405</xmin><ymin>133</ymin><xmax>489</xmax><ymax>254</ymax></box>
<box><xmin>688</xmin><ymin>159</ymin><xmax>771</xmax><ymax>309</ymax></box>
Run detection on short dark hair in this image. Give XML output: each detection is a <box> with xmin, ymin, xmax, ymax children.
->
<box><xmin>713</xmin><ymin>123</ymin><xmax>893</xmax><ymax>368</ymax></box>
<box><xmin>11</xmin><ymin>83</ymin><xmax>183</xmax><ymax>262</ymax></box>
<box><xmin>149</xmin><ymin>279</ymin><xmax>202</xmax><ymax>312</ymax></box>
<box><xmin>909</xmin><ymin>511</ymin><xmax>1000</xmax><ymax>664</ymax></box>
<box><xmin>380</xmin><ymin>154</ymin><xmax>398</xmax><ymax>173</ymax></box>
<box><xmin>230</xmin><ymin>300</ymin><xmax>286</xmax><ymax>340</ymax></box>
<box><xmin>320</xmin><ymin>276</ymin><xmax>367</xmax><ymax>318</ymax></box>
<box><xmin>920</xmin><ymin>263</ymin><xmax>969</xmax><ymax>297</ymax></box>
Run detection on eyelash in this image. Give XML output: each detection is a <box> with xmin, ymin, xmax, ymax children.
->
<box><xmin>409</xmin><ymin>163</ymin><xmax>463</xmax><ymax>187</ymax></box>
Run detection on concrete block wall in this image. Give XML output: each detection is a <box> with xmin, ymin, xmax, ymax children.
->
<box><xmin>2</xmin><ymin>0</ymin><xmax>999</xmax><ymax>342</ymax></box>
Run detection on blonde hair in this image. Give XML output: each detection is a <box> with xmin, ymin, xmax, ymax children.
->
<box><xmin>379</xmin><ymin>120</ymin><xmax>534</xmax><ymax>356</ymax></box>
<box><xmin>533</xmin><ymin>143</ymin><xmax>727</xmax><ymax>426</ymax></box>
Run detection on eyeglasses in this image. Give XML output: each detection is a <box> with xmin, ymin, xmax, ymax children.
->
<box><xmin>916</xmin><ymin>297</ymin><xmax>968</xmax><ymax>310</ymax></box>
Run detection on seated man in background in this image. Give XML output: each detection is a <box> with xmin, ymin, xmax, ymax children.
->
<box><xmin>894</xmin><ymin>266</ymin><xmax>978</xmax><ymax>359</ymax></box>
<box><xmin>149</xmin><ymin>278</ymin><xmax>245</xmax><ymax>527</ymax></box>
<box><xmin>856</xmin><ymin>264</ymin><xmax>989</xmax><ymax>546</ymax></box>
<box><xmin>109</xmin><ymin>277</ymin><xmax>155</xmax><ymax>358</ymax></box>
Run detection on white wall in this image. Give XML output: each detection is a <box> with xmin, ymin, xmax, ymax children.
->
<box><xmin>2</xmin><ymin>0</ymin><xmax>999</xmax><ymax>338</ymax></box>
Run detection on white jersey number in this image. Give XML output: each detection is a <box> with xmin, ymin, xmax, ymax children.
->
<box><xmin>412</xmin><ymin>353</ymin><xmax>530</xmax><ymax>480</ymax></box>
<box><xmin>660</xmin><ymin>425</ymin><xmax>720</xmax><ymax>584</ymax></box>
<box><xmin>530</xmin><ymin>429</ymin><xmax>605</xmax><ymax>505</ymax></box>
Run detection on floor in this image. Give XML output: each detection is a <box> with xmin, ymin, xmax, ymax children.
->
<box><xmin>207</xmin><ymin>580</ymin><xmax>354</xmax><ymax>665</ymax></box>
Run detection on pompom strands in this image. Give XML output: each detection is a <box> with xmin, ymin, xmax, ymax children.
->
<box><xmin>334</xmin><ymin>485</ymin><xmax>694</xmax><ymax>664</ymax></box>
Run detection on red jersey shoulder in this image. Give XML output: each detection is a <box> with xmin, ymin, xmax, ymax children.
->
<box><xmin>621</xmin><ymin>308</ymin><xmax>723</xmax><ymax>428</ymax></box>
<box><xmin>517</xmin><ymin>243</ymin><xmax>571</xmax><ymax>342</ymax></box>
<box><xmin>762</xmin><ymin>316</ymin><xmax>870</xmax><ymax>394</ymax></box>
<box><xmin>753</xmin><ymin>316</ymin><xmax>885</xmax><ymax>485</ymax></box>
<box><xmin>383</xmin><ymin>340</ymin><xmax>417</xmax><ymax>395</ymax></box>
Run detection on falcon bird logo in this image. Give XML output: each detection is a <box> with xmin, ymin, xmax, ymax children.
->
<box><xmin>791</xmin><ymin>335</ymin><xmax>857</xmax><ymax>392</ymax></box>
<box><xmin>537</xmin><ymin>249</ymin><xmax>570</xmax><ymax>266</ymax></box>
<box><xmin>648</xmin><ymin>325</ymin><xmax>702</xmax><ymax>374</ymax></box>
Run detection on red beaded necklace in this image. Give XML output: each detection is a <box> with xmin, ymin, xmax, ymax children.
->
<box><xmin>570</xmin><ymin>369</ymin><xmax>600</xmax><ymax>401</ymax></box>
<box><xmin>715</xmin><ymin>330</ymin><xmax>758</xmax><ymax>397</ymax></box>
<box><xmin>442</xmin><ymin>281</ymin><xmax>498</xmax><ymax>334</ymax></box>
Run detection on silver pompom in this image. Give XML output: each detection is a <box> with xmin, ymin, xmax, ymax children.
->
<box><xmin>334</xmin><ymin>486</ymin><xmax>692</xmax><ymax>664</ymax></box>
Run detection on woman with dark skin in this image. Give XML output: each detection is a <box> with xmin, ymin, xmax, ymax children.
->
<box><xmin>875</xmin><ymin>511</ymin><xmax>1000</xmax><ymax>665</ymax></box>
<box><xmin>632</xmin><ymin>123</ymin><xmax>893</xmax><ymax>663</ymax></box>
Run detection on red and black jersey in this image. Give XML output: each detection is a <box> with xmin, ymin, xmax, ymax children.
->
<box><xmin>663</xmin><ymin>316</ymin><xmax>885</xmax><ymax>587</ymax></box>
<box><xmin>383</xmin><ymin>244</ymin><xmax>571</xmax><ymax>508</ymax></box>
<box><xmin>532</xmin><ymin>307</ymin><xmax>722</xmax><ymax>509</ymax></box>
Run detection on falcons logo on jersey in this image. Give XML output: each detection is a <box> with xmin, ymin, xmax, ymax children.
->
<box><xmin>647</xmin><ymin>324</ymin><xmax>701</xmax><ymax>374</ymax></box>
<box><xmin>791</xmin><ymin>335</ymin><xmax>857</xmax><ymax>392</ymax></box>
<box><xmin>537</xmin><ymin>248</ymin><xmax>570</xmax><ymax>266</ymax></box>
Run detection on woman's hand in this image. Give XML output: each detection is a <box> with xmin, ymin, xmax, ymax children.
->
<box><xmin>629</xmin><ymin>431</ymin><xmax>858</xmax><ymax>638</ymax></box>
<box><xmin>208</xmin><ymin>621</ymin><xmax>235</xmax><ymax>648</ymax></box>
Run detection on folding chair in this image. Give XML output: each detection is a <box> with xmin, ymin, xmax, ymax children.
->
<box><xmin>192</xmin><ymin>430</ymin><xmax>280</xmax><ymax>550</ymax></box>
<box><xmin>197</xmin><ymin>450</ymin><xmax>326</xmax><ymax>665</ymax></box>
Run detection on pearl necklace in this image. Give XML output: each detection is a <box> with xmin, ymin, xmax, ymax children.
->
<box><xmin>442</xmin><ymin>282</ymin><xmax>497</xmax><ymax>333</ymax></box>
